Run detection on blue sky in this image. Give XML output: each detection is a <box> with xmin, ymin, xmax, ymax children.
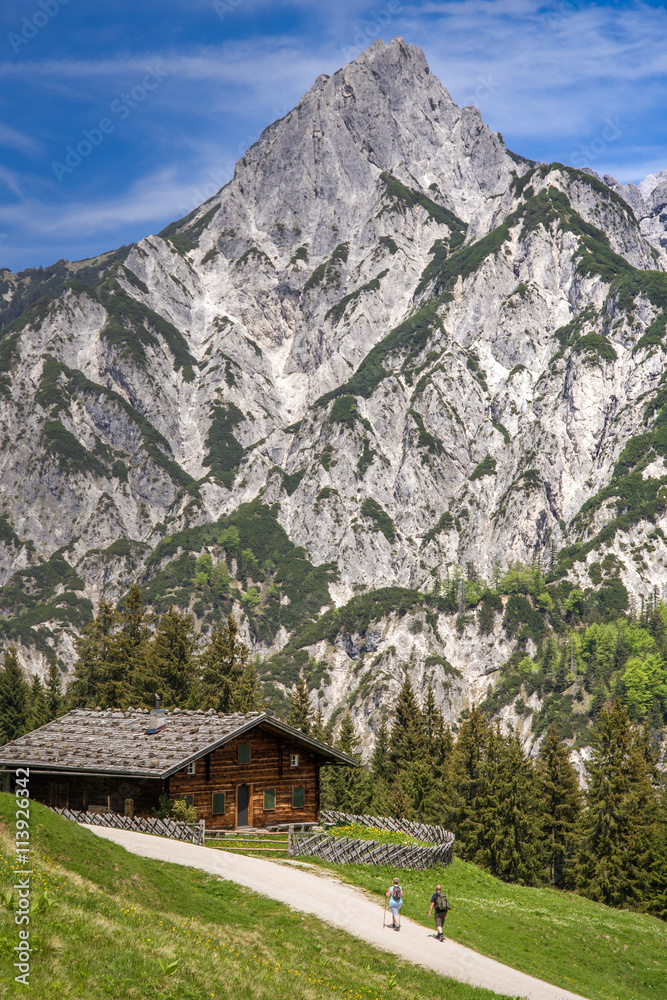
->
<box><xmin>1</xmin><ymin>0</ymin><xmax>666</xmax><ymax>271</ymax></box>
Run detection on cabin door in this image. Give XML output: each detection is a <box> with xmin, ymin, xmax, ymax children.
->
<box><xmin>237</xmin><ymin>784</ymin><xmax>250</xmax><ymax>827</ymax></box>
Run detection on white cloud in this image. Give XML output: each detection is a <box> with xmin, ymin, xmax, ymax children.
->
<box><xmin>0</xmin><ymin>121</ymin><xmax>41</xmax><ymax>155</ymax></box>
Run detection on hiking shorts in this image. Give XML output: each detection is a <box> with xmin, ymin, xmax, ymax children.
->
<box><xmin>389</xmin><ymin>898</ymin><xmax>403</xmax><ymax>913</ymax></box>
<box><xmin>434</xmin><ymin>911</ymin><xmax>445</xmax><ymax>929</ymax></box>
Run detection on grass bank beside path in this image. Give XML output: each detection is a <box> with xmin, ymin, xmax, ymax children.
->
<box><xmin>0</xmin><ymin>796</ymin><xmax>514</xmax><ymax>1000</ymax></box>
<box><xmin>300</xmin><ymin>855</ymin><xmax>665</xmax><ymax>1000</ymax></box>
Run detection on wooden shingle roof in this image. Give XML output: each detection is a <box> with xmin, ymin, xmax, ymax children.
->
<box><xmin>0</xmin><ymin>708</ymin><xmax>358</xmax><ymax>778</ymax></box>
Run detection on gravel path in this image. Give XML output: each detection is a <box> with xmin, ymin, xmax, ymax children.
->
<box><xmin>88</xmin><ymin>827</ymin><xmax>589</xmax><ymax>1000</ymax></box>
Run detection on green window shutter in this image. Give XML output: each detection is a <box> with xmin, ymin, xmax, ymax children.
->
<box><xmin>263</xmin><ymin>788</ymin><xmax>275</xmax><ymax>810</ymax></box>
<box><xmin>238</xmin><ymin>742</ymin><xmax>251</xmax><ymax>764</ymax></box>
<box><xmin>183</xmin><ymin>795</ymin><xmax>194</xmax><ymax>806</ymax></box>
<box><xmin>212</xmin><ymin>792</ymin><xmax>225</xmax><ymax>815</ymax></box>
<box><xmin>292</xmin><ymin>786</ymin><xmax>305</xmax><ymax>808</ymax></box>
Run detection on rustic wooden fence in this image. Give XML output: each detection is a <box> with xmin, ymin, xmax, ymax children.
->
<box><xmin>319</xmin><ymin>809</ymin><xmax>455</xmax><ymax>847</ymax></box>
<box><xmin>53</xmin><ymin>808</ymin><xmax>206</xmax><ymax>846</ymax></box>
<box><xmin>289</xmin><ymin>831</ymin><xmax>453</xmax><ymax>868</ymax></box>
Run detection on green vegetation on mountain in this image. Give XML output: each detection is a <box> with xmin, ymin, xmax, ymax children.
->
<box><xmin>0</xmin><ymin>551</ymin><xmax>92</xmax><ymax>659</ymax></box>
<box><xmin>359</xmin><ymin>498</ymin><xmax>396</xmax><ymax>542</ymax></box>
<box><xmin>160</xmin><ymin>203</ymin><xmax>219</xmax><ymax>254</ymax></box>
<box><xmin>0</xmin><ymin>247</ymin><xmax>131</xmax><ymax>333</ymax></box>
<box><xmin>42</xmin><ymin>420</ymin><xmax>106</xmax><ymax>478</ymax></box>
<box><xmin>202</xmin><ymin>401</ymin><xmax>245</xmax><ymax>488</ymax></box>
<box><xmin>469</xmin><ymin>455</ymin><xmax>497</xmax><ymax>481</ymax></box>
<box><xmin>379</xmin><ymin>172</ymin><xmax>468</xmax><ymax>243</ymax></box>
<box><xmin>34</xmin><ymin>355</ymin><xmax>194</xmax><ymax>490</ymax></box>
<box><xmin>325</xmin><ymin>269</ymin><xmax>388</xmax><ymax>325</ymax></box>
<box><xmin>303</xmin><ymin>242</ymin><xmax>349</xmax><ymax>293</ymax></box>
<box><xmin>100</xmin><ymin>283</ymin><xmax>196</xmax><ymax>379</ymax></box>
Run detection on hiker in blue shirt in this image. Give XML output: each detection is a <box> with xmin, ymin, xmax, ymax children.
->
<box><xmin>428</xmin><ymin>884</ymin><xmax>449</xmax><ymax>941</ymax></box>
<box><xmin>386</xmin><ymin>877</ymin><xmax>403</xmax><ymax>930</ymax></box>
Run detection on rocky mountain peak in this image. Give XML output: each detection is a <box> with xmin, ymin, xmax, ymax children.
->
<box><xmin>204</xmin><ymin>38</ymin><xmax>516</xmax><ymax>254</ymax></box>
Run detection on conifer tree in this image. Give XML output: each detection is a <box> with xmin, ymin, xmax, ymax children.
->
<box><xmin>0</xmin><ymin>647</ymin><xmax>30</xmax><ymax>741</ymax></box>
<box><xmin>235</xmin><ymin>659</ymin><xmax>261</xmax><ymax>713</ymax></box>
<box><xmin>423</xmin><ymin>684</ymin><xmax>453</xmax><ymax>771</ymax></box>
<box><xmin>390</xmin><ymin>675</ymin><xmax>426</xmax><ymax>766</ymax></box>
<box><xmin>68</xmin><ymin>600</ymin><xmax>120</xmax><ymax>708</ymax></box>
<box><xmin>370</xmin><ymin>718</ymin><xmax>391</xmax><ymax>781</ymax></box>
<box><xmin>446</xmin><ymin>706</ymin><xmax>490</xmax><ymax>858</ymax></box>
<box><xmin>576</xmin><ymin>699</ymin><xmax>658</xmax><ymax>908</ymax></box>
<box><xmin>116</xmin><ymin>584</ymin><xmax>152</xmax><ymax>684</ymax></box>
<box><xmin>485</xmin><ymin>729</ymin><xmax>542</xmax><ymax>884</ymax></box>
<box><xmin>134</xmin><ymin>606</ymin><xmax>196</xmax><ymax>708</ymax></box>
<box><xmin>538</xmin><ymin>723</ymin><xmax>581</xmax><ymax>888</ymax></box>
<box><xmin>322</xmin><ymin>711</ymin><xmax>371</xmax><ymax>813</ymax></box>
<box><xmin>288</xmin><ymin>674</ymin><xmax>312</xmax><ymax>734</ymax></box>
<box><xmin>311</xmin><ymin>702</ymin><xmax>327</xmax><ymax>742</ymax></box>
<box><xmin>27</xmin><ymin>676</ymin><xmax>49</xmax><ymax>732</ymax></box>
<box><xmin>199</xmin><ymin>614</ymin><xmax>249</xmax><ymax>713</ymax></box>
<box><xmin>45</xmin><ymin>660</ymin><xmax>62</xmax><ymax>721</ymax></box>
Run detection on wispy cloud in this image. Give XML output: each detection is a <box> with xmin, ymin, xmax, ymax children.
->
<box><xmin>0</xmin><ymin>121</ymin><xmax>41</xmax><ymax>154</ymax></box>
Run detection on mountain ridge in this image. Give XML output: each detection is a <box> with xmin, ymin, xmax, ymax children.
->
<box><xmin>1</xmin><ymin>38</ymin><xmax>667</xmax><ymax>752</ymax></box>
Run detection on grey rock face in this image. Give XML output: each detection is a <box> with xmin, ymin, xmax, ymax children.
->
<box><xmin>1</xmin><ymin>38</ymin><xmax>667</xmax><ymax>748</ymax></box>
<box><xmin>604</xmin><ymin>169</ymin><xmax>667</xmax><ymax>255</ymax></box>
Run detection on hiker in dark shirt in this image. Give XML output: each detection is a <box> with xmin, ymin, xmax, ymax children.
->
<box><xmin>428</xmin><ymin>884</ymin><xmax>449</xmax><ymax>941</ymax></box>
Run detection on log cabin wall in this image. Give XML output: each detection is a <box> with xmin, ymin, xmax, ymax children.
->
<box><xmin>10</xmin><ymin>772</ymin><xmax>162</xmax><ymax>815</ymax></box>
<box><xmin>168</xmin><ymin>726</ymin><xmax>321</xmax><ymax>828</ymax></box>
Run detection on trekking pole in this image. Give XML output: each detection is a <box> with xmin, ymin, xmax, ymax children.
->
<box><xmin>383</xmin><ymin>895</ymin><xmax>387</xmax><ymax>928</ymax></box>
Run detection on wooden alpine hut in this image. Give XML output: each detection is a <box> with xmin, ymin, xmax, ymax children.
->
<box><xmin>0</xmin><ymin>707</ymin><xmax>358</xmax><ymax>829</ymax></box>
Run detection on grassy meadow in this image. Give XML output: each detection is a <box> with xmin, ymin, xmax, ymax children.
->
<box><xmin>307</xmin><ymin>836</ymin><xmax>666</xmax><ymax>1000</ymax></box>
<box><xmin>0</xmin><ymin>795</ymin><xmax>512</xmax><ymax>1000</ymax></box>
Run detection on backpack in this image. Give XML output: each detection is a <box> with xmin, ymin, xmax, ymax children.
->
<box><xmin>392</xmin><ymin>885</ymin><xmax>402</xmax><ymax>901</ymax></box>
<box><xmin>435</xmin><ymin>892</ymin><xmax>449</xmax><ymax>912</ymax></box>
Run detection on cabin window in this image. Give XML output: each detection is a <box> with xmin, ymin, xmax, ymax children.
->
<box><xmin>290</xmin><ymin>753</ymin><xmax>299</xmax><ymax>767</ymax></box>
<box><xmin>187</xmin><ymin>761</ymin><xmax>196</xmax><ymax>775</ymax></box>
<box><xmin>263</xmin><ymin>788</ymin><xmax>276</xmax><ymax>810</ymax></box>
<box><xmin>182</xmin><ymin>795</ymin><xmax>194</xmax><ymax>806</ymax></box>
<box><xmin>292</xmin><ymin>786</ymin><xmax>305</xmax><ymax>808</ymax></box>
<box><xmin>238</xmin><ymin>742</ymin><xmax>251</xmax><ymax>764</ymax></box>
<box><xmin>212</xmin><ymin>792</ymin><xmax>226</xmax><ymax>815</ymax></box>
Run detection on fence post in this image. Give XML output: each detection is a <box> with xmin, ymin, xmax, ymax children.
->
<box><xmin>288</xmin><ymin>824</ymin><xmax>294</xmax><ymax>857</ymax></box>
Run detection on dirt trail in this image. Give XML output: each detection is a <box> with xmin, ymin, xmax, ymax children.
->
<box><xmin>89</xmin><ymin>827</ymin><xmax>589</xmax><ymax>1000</ymax></box>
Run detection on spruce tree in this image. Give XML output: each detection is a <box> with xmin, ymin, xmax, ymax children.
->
<box><xmin>135</xmin><ymin>606</ymin><xmax>196</xmax><ymax>708</ymax></box>
<box><xmin>288</xmin><ymin>674</ymin><xmax>312</xmax><ymax>734</ymax></box>
<box><xmin>446</xmin><ymin>706</ymin><xmax>490</xmax><ymax>858</ymax></box>
<box><xmin>311</xmin><ymin>703</ymin><xmax>327</xmax><ymax>742</ymax></box>
<box><xmin>390</xmin><ymin>675</ymin><xmax>426</xmax><ymax>766</ymax></box>
<box><xmin>538</xmin><ymin>723</ymin><xmax>582</xmax><ymax>888</ymax></box>
<box><xmin>27</xmin><ymin>676</ymin><xmax>49</xmax><ymax>731</ymax></box>
<box><xmin>68</xmin><ymin>600</ymin><xmax>120</xmax><ymax>708</ymax></box>
<box><xmin>234</xmin><ymin>659</ymin><xmax>261</xmax><ymax>713</ymax></box>
<box><xmin>45</xmin><ymin>660</ymin><xmax>62</xmax><ymax>720</ymax></box>
<box><xmin>116</xmin><ymin>584</ymin><xmax>152</xmax><ymax>689</ymax></box>
<box><xmin>370</xmin><ymin>718</ymin><xmax>391</xmax><ymax>781</ymax></box>
<box><xmin>488</xmin><ymin>729</ymin><xmax>542</xmax><ymax>884</ymax></box>
<box><xmin>323</xmin><ymin>712</ymin><xmax>371</xmax><ymax>813</ymax></box>
<box><xmin>199</xmin><ymin>614</ymin><xmax>249</xmax><ymax>713</ymax></box>
<box><xmin>576</xmin><ymin>699</ymin><xmax>658</xmax><ymax>908</ymax></box>
<box><xmin>0</xmin><ymin>647</ymin><xmax>30</xmax><ymax>741</ymax></box>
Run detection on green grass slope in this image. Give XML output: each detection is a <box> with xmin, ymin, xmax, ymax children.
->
<box><xmin>0</xmin><ymin>796</ymin><xmax>511</xmax><ymax>1000</ymax></box>
<box><xmin>304</xmin><ymin>854</ymin><xmax>665</xmax><ymax>1000</ymax></box>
